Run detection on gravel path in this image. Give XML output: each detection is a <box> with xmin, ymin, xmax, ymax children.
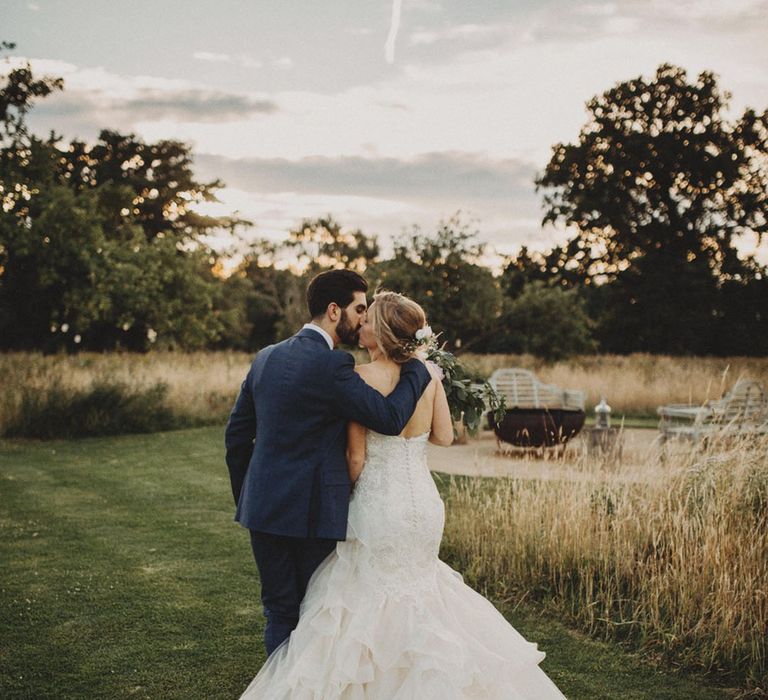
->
<box><xmin>426</xmin><ymin>428</ymin><xmax>663</xmax><ymax>480</ymax></box>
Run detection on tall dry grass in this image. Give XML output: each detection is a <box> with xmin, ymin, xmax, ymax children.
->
<box><xmin>463</xmin><ymin>353</ymin><xmax>768</xmax><ymax>417</ymax></box>
<box><xmin>441</xmin><ymin>434</ymin><xmax>768</xmax><ymax>689</ymax></box>
<box><xmin>0</xmin><ymin>351</ymin><xmax>251</xmax><ymax>434</ymax></box>
<box><xmin>2</xmin><ymin>351</ymin><xmax>768</xmax><ymax>433</ymax></box>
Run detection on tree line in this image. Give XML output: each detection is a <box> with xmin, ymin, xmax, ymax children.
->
<box><xmin>1</xmin><ymin>44</ymin><xmax>766</xmax><ymax>359</ymax></box>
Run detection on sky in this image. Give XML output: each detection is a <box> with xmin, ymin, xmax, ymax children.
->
<box><xmin>6</xmin><ymin>0</ymin><xmax>768</xmax><ymax>262</ymax></box>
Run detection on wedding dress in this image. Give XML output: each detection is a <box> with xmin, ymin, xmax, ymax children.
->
<box><xmin>240</xmin><ymin>431</ymin><xmax>567</xmax><ymax>699</ymax></box>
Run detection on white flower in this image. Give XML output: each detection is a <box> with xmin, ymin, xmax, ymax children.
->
<box><xmin>415</xmin><ymin>325</ymin><xmax>433</xmax><ymax>341</ymax></box>
<box><xmin>61</xmin><ymin>323</ymin><xmax>69</xmax><ymax>333</ymax></box>
<box><xmin>147</xmin><ymin>328</ymin><xmax>158</xmax><ymax>343</ymax></box>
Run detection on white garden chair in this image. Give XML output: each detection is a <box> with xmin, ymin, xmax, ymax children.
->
<box><xmin>489</xmin><ymin>368</ymin><xmax>585</xmax><ymax>411</ymax></box>
<box><xmin>657</xmin><ymin>379</ymin><xmax>768</xmax><ymax>443</ymax></box>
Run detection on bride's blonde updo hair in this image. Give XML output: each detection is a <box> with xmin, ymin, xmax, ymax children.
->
<box><xmin>367</xmin><ymin>291</ymin><xmax>428</xmax><ymax>364</ymax></box>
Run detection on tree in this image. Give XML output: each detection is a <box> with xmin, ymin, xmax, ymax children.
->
<box><xmin>0</xmin><ymin>44</ymin><xmax>246</xmax><ymax>351</ymax></box>
<box><xmin>0</xmin><ymin>42</ymin><xmax>70</xmax><ymax>349</ymax></box>
<box><xmin>218</xmin><ymin>253</ymin><xmax>306</xmax><ymax>350</ymax></box>
<box><xmin>536</xmin><ymin>64</ymin><xmax>768</xmax><ymax>354</ymax></box>
<box><xmin>0</xmin><ymin>181</ymin><xmax>228</xmax><ymax>351</ymax></box>
<box><xmin>282</xmin><ymin>215</ymin><xmax>379</xmax><ymax>274</ymax></box>
<box><xmin>0</xmin><ymin>40</ymin><xmax>63</xmax><ymax>250</ymax></box>
<box><xmin>367</xmin><ymin>215</ymin><xmax>501</xmax><ymax>351</ymax></box>
<box><xmin>0</xmin><ymin>185</ymin><xmax>105</xmax><ymax>350</ymax></box>
<box><xmin>58</xmin><ymin>130</ymin><xmax>246</xmax><ymax>244</ymax></box>
<box><xmin>0</xmin><ymin>41</ymin><xmax>62</xmax><ymax>146</ymax></box>
<box><xmin>487</xmin><ymin>282</ymin><xmax>596</xmax><ymax>361</ymax></box>
<box><xmin>499</xmin><ymin>245</ymin><xmax>549</xmax><ymax>298</ymax></box>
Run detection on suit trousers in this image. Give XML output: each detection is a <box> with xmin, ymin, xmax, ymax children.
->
<box><xmin>249</xmin><ymin>530</ymin><xmax>337</xmax><ymax>655</ymax></box>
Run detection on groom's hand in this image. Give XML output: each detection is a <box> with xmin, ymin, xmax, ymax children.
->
<box><xmin>225</xmin><ymin>441</ymin><xmax>253</xmax><ymax>505</ymax></box>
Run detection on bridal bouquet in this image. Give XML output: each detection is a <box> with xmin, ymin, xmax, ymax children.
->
<box><xmin>411</xmin><ymin>327</ymin><xmax>506</xmax><ymax>434</ymax></box>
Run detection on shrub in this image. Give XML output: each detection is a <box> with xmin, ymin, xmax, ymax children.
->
<box><xmin>4</xmin><ymin>381</ymin><xmax>187</xmax><ymax>439</ymax></box>
<box><xmin>489</xmin><ymin>282</ymin><xmax>597</xmax><ymax>361</ymax></box>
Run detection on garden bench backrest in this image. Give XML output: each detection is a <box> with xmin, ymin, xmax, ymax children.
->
<box><xmin>710</xmin><ymin>380</ymin><xmax>767</xmax><ymax>423</ymax></box>
<box><xmin>489</xmin><ymin>368</ymin><xmax>585</xmax><ymax>411</ymax></box>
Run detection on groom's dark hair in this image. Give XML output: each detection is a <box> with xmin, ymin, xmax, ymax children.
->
<box><xmin>306</xmin><ymin>269</ymin><xmax>368</xmax><ymax>319</ymax></box>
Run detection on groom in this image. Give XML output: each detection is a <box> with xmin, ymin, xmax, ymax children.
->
<box><xmin>225</xmin><ymin>269</ymin><xmax>432</xmax><ymax>655</ymax></box>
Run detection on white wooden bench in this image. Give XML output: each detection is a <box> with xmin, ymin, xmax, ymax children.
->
<box><xmin>657</xmin><ymin>379</ymin><xmax>768</xmax><ymax>442</ymax></box>
<box><xmin>489</xmin><ymin>368</ymin><xmax>585</xmax><ymax>411</ymax></box>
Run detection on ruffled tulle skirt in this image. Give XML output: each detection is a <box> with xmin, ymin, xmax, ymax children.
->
<box><xmin>239</xmin><ymin>530</ymin><xmax>567</xmax><ymax>699</ymax></box>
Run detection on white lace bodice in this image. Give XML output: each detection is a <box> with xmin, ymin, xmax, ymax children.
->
<box><xmin>345</xmin><ymin>431</ymin><xmax>445</xmax><ymax>598</ymax></box>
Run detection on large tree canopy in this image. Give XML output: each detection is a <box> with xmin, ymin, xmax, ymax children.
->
<box><xmin>536</xmin><ymin>64</ymin><xmax>768</xmax><ymax>354</ymax></box>
<box><xmin>0</xmin><ymin>45</ymin><xmax>245</xmax><ymax>351</ymax></box>
<box><xmin>59</xmin><ymin>131</ymin><xmax>244</xmax><ymax>245</ymax></box>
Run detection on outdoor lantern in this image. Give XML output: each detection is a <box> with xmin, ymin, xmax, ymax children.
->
<box><xmin>595</xmin><ymin>398</ymin><xmax>611</xmax><ymax>429</ymax></box>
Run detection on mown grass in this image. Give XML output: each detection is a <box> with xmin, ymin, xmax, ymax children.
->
<box><xmin>0</xmin><ymin>428</ymin><xmax>262</xmax><ymax>699</ymax></box>
<box><xmin>1</xmin><ymin>427</ymin><xmax>738</xmax><ymax>699</ymax></box>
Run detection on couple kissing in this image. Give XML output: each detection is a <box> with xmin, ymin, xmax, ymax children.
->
<box><xmin>225</xmin><ymin>269</ymin><xmax>566</xmax><ymax>699</ymax></box>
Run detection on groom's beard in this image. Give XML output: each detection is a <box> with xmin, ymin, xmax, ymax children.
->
<box><xmin>336</xmin><ymin>309</ymin><xmax>360</xmax><ymax>346</ymax></box>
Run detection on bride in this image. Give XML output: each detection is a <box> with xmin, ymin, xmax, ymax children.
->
<box><xmin>239</xmin><ymin>291</ymin><xmax>567</xmax><ymax>699</ymax></box>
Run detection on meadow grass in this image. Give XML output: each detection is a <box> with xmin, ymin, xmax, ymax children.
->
<box><xmin>463</xmin><ymin>353</ymin><xmax>768</xmax><ymax>419</ymax></box>
<box><xmin>0</xmin><ymin>352</ymin><xmax>246</xmax><ymax>437</ymax></box>
<box><xmin>0</xmin><ymin>427</ymin><xmax>736</xmax><ymax>699</ymax></box>
<box><xmin>3</xmin><ymin>352</ymin><xmax>768</xmax><ymax>437</ymax></box>
<box><xmin>441</xmin><ymin>434</ymin><xmax>768</xmax><ymax>694</ymax></box>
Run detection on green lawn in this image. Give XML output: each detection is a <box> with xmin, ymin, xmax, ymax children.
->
<box><xmin>1</xmin><ymin>427</ymin><xmax>736</xmax><ymax>699</ymax></box>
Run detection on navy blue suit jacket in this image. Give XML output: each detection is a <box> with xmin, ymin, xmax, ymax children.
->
<box><xmin>224</xmin><ymin>327</ymin><xmax>432</xmax><ymax>540</ymax></box>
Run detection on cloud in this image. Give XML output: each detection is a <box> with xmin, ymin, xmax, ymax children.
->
<box><xmin>346</xmin><ymin>27</ymin><xmax>374</xmax><ymax>36</ymax></box>
<box><xmin>4</xmin><ymin>56</ymin><xmax>77</xmax><ymax>75</ymax></box>
<box><xmin>192</xmin><ymin>151</ymin><xmax>550</xmax><ymax>254</ymax></box>
<box><xmin>375</xmin><ymin>100</ymin><xmax>409</xmax><ymax>111</ymax></box>
<box><xmin>493</xmin><ymin>0</ymin><xmax>768</xmax><ymax>49</ymax></box>
<box><xmin>192</xmin><ymin>51</ymin><xmax>268</xmax><ymax>69</ymax></box>
<box><xmin>197</xmin><ymin>182</ymin><xmax>554</xmax><ymax>262</ymax></box>
<box><xmin>193</xmin><ymin>51</ymin><xmax>231</xmax><ymax>63</ymax></box>
<box><xmin>15</xmin><ymin>59</ymin><xmax>279</xmax><ymax>136</ymax></box>
<box><xmin>646</xmin><ymin>0</ymin><xmax>768</xmax><ymax>22</ymax></box>
<box><xmin>240</xmin><ymin>55</ymin><xmax>264</xmax><ymax>69</ymax></box>
<box><xmin>407</xmin><ymin>0</ymin><xmax>443</xmax><ymax>13</ymax></box>
<box><xmin>126</xmin><ymin>89</ymin><xmax>276</xmax><ymax>120</ymax></box>
<box><xmin>194</xmin><ymin>151</ymin><xmax>539</xmax><ymax>206</ymax></box>
<box><xmin>409</xmin><ymin>23</ymin><xmax>511</xmax><ymax>49</ymax></box>
<box><xmin>566</xmin><ymin>0</ymin><xmax>768</xmax><ymax>37</ymax></box>
<box><xmin>34</xmin><ymin>87</ymin><xmax>277</xmax><ymax>125</ymax></box>
<box><xmin>576</xmin><ymin>3</ymin><xmax>619</xmax><ymax>17</ymax></box>
<box><xmin>192</xmin><ymin>51</ymin><xmax>289</xmax><ymax>70</ymax></box>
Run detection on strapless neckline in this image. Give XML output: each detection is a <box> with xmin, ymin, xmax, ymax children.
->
<box><xmin>370</xmin><ymin>431</ymin><xmax>430</xmax><ymax>442</ymax></box>
<box><xmin>398</xmin><ymin>431</ymin><xmax>430</xmax><ymax>441</ymax></box>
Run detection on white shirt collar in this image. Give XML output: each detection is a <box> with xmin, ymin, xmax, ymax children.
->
<box><xmin>301</xmin><ymin>323</ymin><xmax>334</xmax><ymax>350</ymax></box>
